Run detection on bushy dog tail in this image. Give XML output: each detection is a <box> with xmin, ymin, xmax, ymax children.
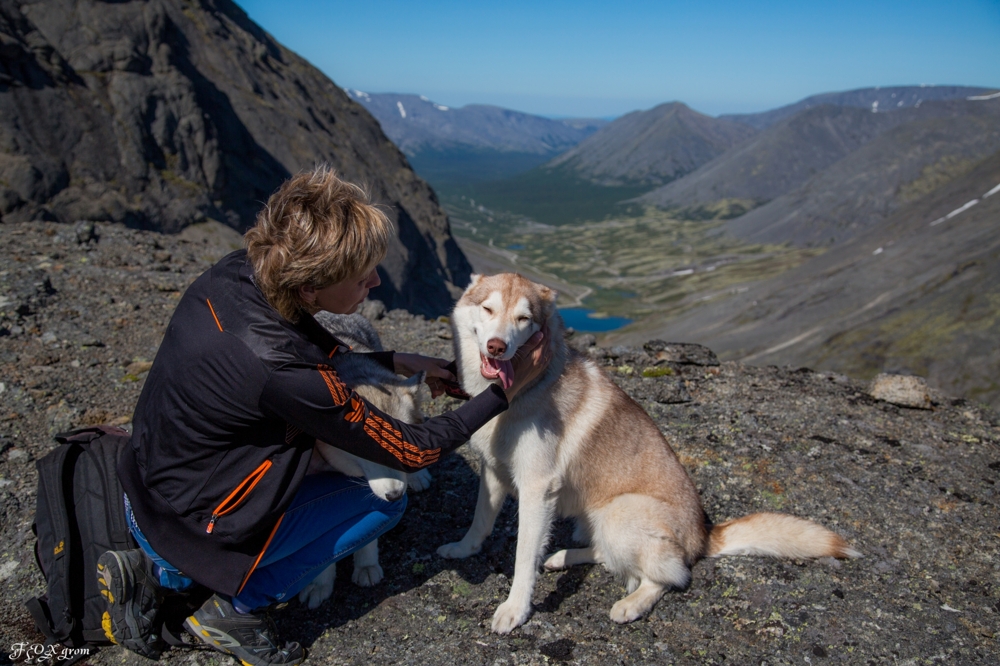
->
<box><xmin>706</xmin><ymin>512</ymin><xmax>861</xmax><ymax>560</ymax></box>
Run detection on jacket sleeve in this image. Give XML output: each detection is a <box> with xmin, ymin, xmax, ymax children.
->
<box><xmin>259</xmin><ymin>361</ymin><xmax>507</xmax><ymax>472</ymax></box>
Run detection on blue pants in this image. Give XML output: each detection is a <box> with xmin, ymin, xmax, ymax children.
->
<box><xmin>126</xmin><ymin>472</ymin><xmax>407</xmax><ymax>610</ymax></box>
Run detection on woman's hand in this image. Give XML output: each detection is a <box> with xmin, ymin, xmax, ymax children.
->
<box><xmin>504</xmin><ymin>326</ymin><xmax>552</xmax><ymax>400</ymax></box>
<box><xmin>394</xmin><ymin>352</ymin><xmax>457</xmax><ymax>398</ymax></box>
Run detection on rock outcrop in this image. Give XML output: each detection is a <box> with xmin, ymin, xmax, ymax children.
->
<box><xmin>0</xmin><ymin>0</ymin><xmax>470</xmax><ymax>316</ymax></box>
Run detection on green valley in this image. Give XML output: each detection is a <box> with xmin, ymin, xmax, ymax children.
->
<box><xmin>443</xmin><ymin>193</ymin><xmax>823</xmax><ymax>330</ymax></box>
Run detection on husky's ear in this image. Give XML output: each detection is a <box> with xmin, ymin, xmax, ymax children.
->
<box><xmin>539</xmin><ymin>286</ymin><xmax>558</xmax><ymax>320</ymax></box>
<box><xmin>467</xmin><ymin>274</ymin><xmax>482</xmax><ymax>288</ymax></box>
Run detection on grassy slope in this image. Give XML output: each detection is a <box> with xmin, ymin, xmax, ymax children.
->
<box><xmin>445</xmin><ymin>195</ymin><xmax>822</xmax><ymax>323</ymax></box>
<box><xmin>605</xmin><ymin>149</ymin><xmax>1000</xmax><ymax>407</ymax></box>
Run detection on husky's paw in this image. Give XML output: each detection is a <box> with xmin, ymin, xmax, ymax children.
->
<box><xmin>437</xmin><ymin>540</ymin><xmax>481</xmax><ymax>559</ymax></box>
<box><xmin>298</xmin><ymin>563</ymin><xmax>335</xmax><ymax>609</ymax></box>
<box><xmin>543</xmin><ymin>550</ymin><xmax>569</xmax><ymax>571</ymax></box>
<box><xmin>352</xmin><ymin>564</ymin><xmax>384</xmax><ymax>587</ymax></box>
<box><xmin>407</xmin><ymin>468</ymin><xmax>433</xmax><ymax>492</ymax></box>
<box><xmin>610</xmin><ymin>597</ymin><xmax>649</xmax><ymax>624</ymax></box>
<box><xmin>491</xmin><ymin>600</ymin><xmax>531</xmax><ymax>634</ymax></box>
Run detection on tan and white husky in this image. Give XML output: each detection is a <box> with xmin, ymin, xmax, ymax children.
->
<box><xmin>297</xmin><ymin>314</ymin><xmax>431</xmax><ymax>609</ymax></box>
<box><xmin>438</xmin><ymin>273</ymin><xmax>860</xmax><ymax>633</ymax></box>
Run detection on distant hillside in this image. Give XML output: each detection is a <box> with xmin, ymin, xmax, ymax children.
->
<box><xmin>723</xmin><ymin>98</ymin><xmax>1000</xmax><ymax>246</ymax></box>
<box><xmin>345</xmin><ymin>91</ymin><xmax>604</xmax><ymax>185</ymax></box>
<box><xmin>548</xmin><ymin>102</ymin><xmax>756</xmax><ymax>187</ymax></box>
<box><xmin>449</xmin><ymin>102</ymin><xmax>756</xmax><ymax>224</ymax></box>
<box><xmin>0</xmin><ymin>0</ymin><xmax>470</xmax><ymax>317</ymax></box>
<box><xmin>345</xmin><ymin>91</ymin><xmax>602</xmax><ymax>154</ymax></box>
<box><xmin>721</xmin><ymin>85</ymin><xmax>995</xmax><ymax>130</ymax></box>
<box><xmin>637</xmin><ymin>98</ymin><xmax>1000</xmax><ymax>220</ymax></box>
<box><xmin>607</xmin><ymin>147</ymin><xmax>1000</xmax><ymax>408</ymax></box>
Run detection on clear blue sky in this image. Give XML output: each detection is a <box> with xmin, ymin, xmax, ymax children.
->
<box><xmin>236</xmin><ymin>0</ymin><xmax>999</xmax><ymax>118</ymax></box>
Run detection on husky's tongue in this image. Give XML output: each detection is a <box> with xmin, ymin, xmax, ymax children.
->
<box><xmin>480</xmin><ymin>355</ymin><xmax>514</xmax><ymax>390</ymax></box>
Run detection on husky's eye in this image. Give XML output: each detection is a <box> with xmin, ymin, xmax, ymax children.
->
<box><xmin>482</xmin><ymin>306</ymin><xmax>493</xmax><ymax>315</ymax></box>
<box><xmin>517</xmin><ymin>316</ymin><xmax>530</xmax><ymax>323</ymax></box>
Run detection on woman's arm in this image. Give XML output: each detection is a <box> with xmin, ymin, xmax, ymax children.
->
<box><xmin>263</xmin><ymin>330</ymin><xmax>550</xmax><ymax>472</ymax></box>
<box><xmin>261</xmin><ymin>362</ymin><xmax>507</xmax><ymax>472</ymax></box>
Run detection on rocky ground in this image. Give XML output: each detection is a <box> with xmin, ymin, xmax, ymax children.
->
<box><xmin>1</xmin><ymin>220</ymin><xmax>999</xmax><ymax>665</ymax></box>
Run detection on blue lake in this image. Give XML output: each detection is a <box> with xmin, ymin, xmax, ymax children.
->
<box><xmin>558</xmin><ymin>308</ymin><xmax>632</xmax><ymax>332</ymax></box>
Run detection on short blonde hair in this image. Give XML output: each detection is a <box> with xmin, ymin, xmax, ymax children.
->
<box><xmin>244</xmin><ymin>166</ymin><xmax>392</xmax><ymax>322</ymax></box>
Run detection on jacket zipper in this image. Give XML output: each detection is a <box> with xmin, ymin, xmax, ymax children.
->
<box><xmin>206</xmin><ymin>460</ymin><xmax>272</xmax><ymax>534</ymax></box>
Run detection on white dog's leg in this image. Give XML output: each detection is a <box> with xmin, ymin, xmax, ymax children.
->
<box><xmin>437</xmin><ymin>462</ymin><xmax>509</xmax><ymax>559</ymax></box>
<box><xmin>594</xmin><ymin>494</ymin><xmax>690</xmax><ymax>623</ymax></box>
<box><xmin>407</xmin><ymin>468</ymin><xmax>433</xmax><ymax>492</ymax></box>
<box><xmin>298</xmin><ymin>561</ymin><xmax>336</xmax><ymax>609</ymax></box>
<box><xmin>543</xmin><ymin>545</ymin><xmax>604</xmax><ymax>571</ymax></box>
<box><xmin>352</xmin><ymin>539</ymin><xmax>383</xmax><ymax>587</ymax></box>
<box><xmin>491</xmin><ymin>478</ymin><xmax>559</xmax><ymax>634</ymax></box>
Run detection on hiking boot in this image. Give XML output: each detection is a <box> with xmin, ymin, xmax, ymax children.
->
<box><xmin>97</xmin><ymin>549</ymin><xmax>165</xmax><ymax>658</ymax></box>
<box><xmin>184</xmin><ymin>594</ymin><xmax>305</xmax><ymax>666</ymax></box>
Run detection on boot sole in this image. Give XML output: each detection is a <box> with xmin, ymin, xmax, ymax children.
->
<box><xmin>96</xmin><ymin>551</ymin><xmax>161</xmax><ymax>658</ymax></box>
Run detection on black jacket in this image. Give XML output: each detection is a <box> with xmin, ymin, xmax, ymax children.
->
<box><xmin>119</xmin><ymin>250</ymin><xmax>507</xmax><ymax>595</ymax></box>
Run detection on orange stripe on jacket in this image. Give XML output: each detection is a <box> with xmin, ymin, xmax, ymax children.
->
<box><xmin>317</xmin><ymin>365</ymin><xmax>350</xmax><ymax>406</ymax></box>
<box><xmin>344</xmin><ymin>397</ymin><xmax>365</xmax><ymax>423</ymax></box>
<box><xmin>364</xmin><ymin>412</ymin><xmax>440</xmax><ymax>466</ymax></box>
<box><xmin>206</xmin><ymin>299</ymin><xmax>224</xmax><ymax>332</ymax></box>
<box><xmin>317</xmin><ymin>364</ymin><xmax>436</xmax><ymax>467</ymax></box>
<box><xmin>237</xmin><ymin>513</ymin><xmax>284</xmax><ymax>595</ymax></box>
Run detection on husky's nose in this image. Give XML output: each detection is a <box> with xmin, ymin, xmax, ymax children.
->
<box><xmin>487</xmin><ymin>338</ymin><xmax>507</xmax><ymax>356</ymax></box>
<box><xmin>385</xmin><ymin>487</ymin><xmax>405</xmax><ymax>502</ymax></box>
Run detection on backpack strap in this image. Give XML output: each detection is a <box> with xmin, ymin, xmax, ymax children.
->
<box><xmin>24</xmin><ymin>596</ymin><xmax>58</xmax><ymax>643</ymax></box>
<box><xmin>53</xmin><ymin>425</ymin><xmax>129</xmax><ymax>446</ymax></box>
<box><xmin>26</xmin><ymin>443</ymin><xmax>78</xmax><ymax>643</ymax></box>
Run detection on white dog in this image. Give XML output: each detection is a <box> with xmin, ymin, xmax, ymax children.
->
<box><xmin>439</xmin><ymin>273</ymin><xmax>860</xmax><ymax>633</ymax></box>
<box><xmin>297</xmin><ymin>314</ymin><xmax>431</xmax><ymax>609</ymax></box>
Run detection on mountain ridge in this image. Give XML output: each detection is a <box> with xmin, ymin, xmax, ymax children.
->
<box><xmin>722</xmin><ymin>99</ymin><xmax>1000</xmax><ymax>246</ymax></box>
<box><xmin>547</xmin><ymin>102</ymin><xmax>757</xmax><ymax>187</ymax></box>
<box><xmin>344</xmin><ymin>91</ymin><xmax>607</xmax><ymax>187</ymax></box>
<box><xmin>344</xmin><ymin>90</ymin><xmax>604</xmax><ymax>155</ymax></box>
<box><xmin>636</xmin><ymin>98</ymin><xmax>1000</xmax><ymax>223</ymax></box>
<box><xmin>720</xmin><ymin>84</ymin><xmax>995</xmax><ymax>129</ymax></box>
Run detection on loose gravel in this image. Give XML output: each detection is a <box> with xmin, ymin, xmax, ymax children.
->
<box><xmin>1</xmin><ymin>221</ymin><xmax>998</xmax><ymax>665</ymax></box>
